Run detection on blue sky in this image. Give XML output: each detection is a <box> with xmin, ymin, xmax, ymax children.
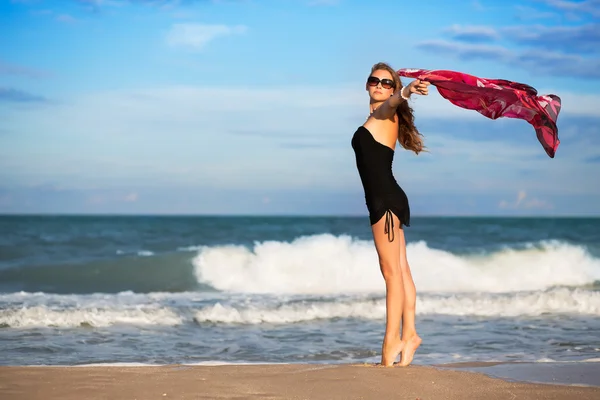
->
<box><xmin>1</xmin><ymin>0</ymin><xmax>599</xmax><ymax>216</ymax></box>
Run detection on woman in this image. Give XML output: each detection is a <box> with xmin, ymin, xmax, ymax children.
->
<box><xmin>351</xmin><ymin>62</ymin><xmax>430</xmax><ymax>367</ymax></box>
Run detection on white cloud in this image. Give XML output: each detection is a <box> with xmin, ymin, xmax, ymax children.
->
<box><xmin>416</xmin><ymin>39</ymin><xmax>600</xmax><ymax>79</ymax></box>
<box><xmin>87</xmin><ymin>194</ymin><xmax>105</xmax><ymax>205</ymax></box>
<box><xmin>86</xmin><ymin>190</ymin><xmax>139</xmax><ymax>205</ymax></box>
<box><xmin>307</xmin><ymin>0</ymin><xmax>340</xmax><ymax>5</ymax></box>
<box><xmin>124</xmin><ymin>192</ymin><xmax>138</xmax><ymax>202</ymax></box>
<box><xmin>166</xmin><ymin>23</ymin><xmax>247</xmax><ymax>51</ymax></box>
<box><xmin>514</xmin><ymin>5</ymin><xmax>558</xmax><ymax>19</ymax></box>
<box><xmin>2</xmin><ymin>82</ymin><xmax>600</xmax><ymax>195</ymax></box>
<box><xmin>444</xmin><ymin>24</ymin><xmax>500</xmax><ymax>40</ymax></box>
<box><xmin>538</xmin><ymin>0</ymin><xmax>600</xmax><ymax>17</ymax></box>
<box><xmin>472</xmin><ymin>0</ymin><xmax>485</xmax><ymax>11</ymax></box>
<box><xmin>499</xmin><ymin>190</ymin><xmax>553</xmax><ymax>209</ymax></box>
<box><xmin>542</xmin><ymin>92</ymin><xmax>600</xmax><ymax>117</ymax></box>
<box><xmin>56</xmin><ymin>14</ymin><xmax>77</xmax><ymax>23</ymax></box>
<box><xmin>0</xmin><ymin>60</ymin><xmax>50</xmax><ymax>78</ymax></box>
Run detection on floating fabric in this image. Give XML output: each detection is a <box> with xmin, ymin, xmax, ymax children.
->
<box><xmin>397</xmin><ymin>68</ymin><xmax>561</xmax><ymax>158</ymax></box>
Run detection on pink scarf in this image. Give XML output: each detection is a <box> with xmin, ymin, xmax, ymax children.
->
<box><xmin>397</xmin><ymin>68</ymin><xmax>562</xmax><ymax>158</ymax></box>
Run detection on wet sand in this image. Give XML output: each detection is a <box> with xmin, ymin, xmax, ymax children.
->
<box><xmin>1</xmin><ymin>363</ymin><xmax>599</xmax><ymax>400</ymax></box>
<box><xmin>441</xmin><ymin>360</ymin><xmax>600</xmax><ymax>387</ymax></box>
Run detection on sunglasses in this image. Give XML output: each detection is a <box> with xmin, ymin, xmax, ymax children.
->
<box><xmin>367</xmin><ymin>76</ymin><xmax>395</xmax><ymax>90</ymax></box>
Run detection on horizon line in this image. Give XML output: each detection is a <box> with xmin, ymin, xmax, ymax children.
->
<box><xmin>1</xmin><ymin>213</ymin><xmax>598</xmax><ymax>218</ymax></box>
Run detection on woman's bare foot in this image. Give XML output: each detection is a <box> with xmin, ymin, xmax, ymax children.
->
<box><xmin>381</xmin><ymin>337</ymin><xmax>404</xmax><ymax>367</ymax></box>
<box><xmin>399</xmin><ymin>335</ymin><xmax>422</xmax><ymax>367</ymax></box>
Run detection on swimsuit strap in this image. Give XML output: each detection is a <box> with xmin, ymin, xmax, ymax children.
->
<box><xmin>384</xmin><ymin>209</ymin><xmax>395</xmax><ymax>242</ymax></box>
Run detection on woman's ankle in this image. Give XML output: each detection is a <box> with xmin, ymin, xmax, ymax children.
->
<box><xmin>401</xmin><ymin>330</ymin><xmax>418</xmax><ymax>340</ymax></box>
<box><xmin>383</xmin><ymin>334</ymin><xmax>401</xmax><ymax>344</ymax></box>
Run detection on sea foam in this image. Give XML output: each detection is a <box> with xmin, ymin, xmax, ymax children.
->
<box><xmin>193</xmin><ymin>234</ymin><xmax>600</xmax><ymax>295</ymax></box>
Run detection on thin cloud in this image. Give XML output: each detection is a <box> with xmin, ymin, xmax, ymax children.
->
<box><xmin>442</xmin><ymin>23</ymin><xmax>600</xmax><ymax>53</ymax></box>
<box><xmin>166</xmin><ymin>23</ymin><xmax>247</xmax><ymax>51</ymax></box>
<box><xmin>71</xmin><ymin>0</ymin><xmax>123</xmax><ymax>13</ymax></box>
<box><xmin>0</xmin><ymin>60</ymin><xmax>51</xmax><ymax>78</ymax></box>
<box><xmin>0</xmin><ymin>87</ymin><xmax>48</xmax><ymax>103</ymax></box>
<box><xmin>415</xmin><ymin>40</ymin><xmax>600</xmax><ymax>79</ymax></box>
<box><xmin>70</xmin><ymin>0</ymin><xmax>244</xmax><ymax>13</ymax></box>
<box><xmin>419</xmin><ymin>7</ymin><xmax>600</xmax><ymax>78</ymax></box>
<box><xmin>123</xmin><ymin>192</ymin><xmax>139</xmax><ymax>202</ymax></box>
<box><xmin>443</xmin><ymin>24</ymin><xmax>500</xmax><ymax>43</ymax></box>
<box><xmin>513</xmin><ymin>5</ymin><xmax>559</xmax><ymax>20</ymax></box>
<box><xmin>56</xmin><ymin>14</ymin><xmax>79</xmax><ymax>23</ymax></box>
<box><xmin>535</xmin><ymin>0</ymin><xmax>600</xmax><ymax>17</ymax></box>
<box><xmin>471</xmin><ymin>0</ymin><xmax>485</xmax><ymax>11</ymax></box>
<box><xmin>502</xmin><ymin>23</ymin><xmax>600</xmax><ymax>54</ymax></box>
<box><xmin>499</xmin><ymin>190</ymin><xmax>553</xmax><ymax>210</ymax></box>
<box><xmin>517</xmin><ymin>48</ymin><xmax>600</xmax><ymax>78</ymax></box>
<box><xmin>307</xmin><ymin>0</ymin><xmax>340</xmax><ymax>5</ymax></box>
<box><xmin>585</xmin><ymin>155</ymin><xmax>600</xmax><ymax>163</ymax></box>
<box><xmin>86</xmin><ymin>189</ymin><xmax>140</xmax><ymax>205</ymax></box>
<box><xmin>417</xmin><ymin>40</ymin><xmax>509</xmax><ymax>60</ymax></box>
<box><xmin>4</xmin><ymin>83</ymin><xmax>599</xmax><ymax>197</ymax></box>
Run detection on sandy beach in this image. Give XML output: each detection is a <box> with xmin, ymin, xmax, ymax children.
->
<box><xmin>1</xmin><ymin>363</ymin><xmax>599</xmax><ymax>400</ymax></box>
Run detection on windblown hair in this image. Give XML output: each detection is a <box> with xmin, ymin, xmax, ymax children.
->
<box><xmin>370</xmin><ymin>62</ymin><xmax>426</xmax><ymax>155</ymax></box>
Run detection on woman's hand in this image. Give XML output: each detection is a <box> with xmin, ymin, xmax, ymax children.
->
<box><xmin>408</xmin><ymin>79</ymin><xmax>430</xmax><ymax>96</ymax></box>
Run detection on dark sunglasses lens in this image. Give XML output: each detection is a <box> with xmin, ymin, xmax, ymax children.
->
<box><xmin>367</xmin><ymin>77</ymin><xmax>379</xmax><ymax>86</ymax></box>
<box><xmin>367</xmin><ymin>76</ymin><xmax>394</xmax><ymax>89</ymax></box>
<box><xmin>380</xmin><ymin>79</ymin><xmax>394</xmax><ymax>89</ymax></box>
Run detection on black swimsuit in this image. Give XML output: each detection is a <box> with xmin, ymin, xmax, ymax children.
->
<box><xmin>351</xmin><ymin>125</ymin><xmax>411</xmax><ymax>242</ymax></box>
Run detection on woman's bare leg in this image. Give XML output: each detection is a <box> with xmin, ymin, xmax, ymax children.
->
<box><xmin>371</xmin><ymin>212</ymin><xmax>405</xmax><ymax>367</ymax></box>
<box><xmin>395</xmin><ymin>228</ymin><xmax>421</xmax><ymax>366</ymax></box>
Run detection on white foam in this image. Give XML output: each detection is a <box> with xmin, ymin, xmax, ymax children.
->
<box><xmin>418</xmin><ymin>287</ymin><xmax>600</xmax><ymax>317</ymax></box>
<box><xmin>192</xmin><ymin>235</ymin><xmax>600</xmax><ymax>295</ymax></box>
<box><xmin>533</xmin><ymin>358</ymin><xmax>600</xmax><ymax>364</ymax></box>
<box><xmin>193</xmin><ymin>288</ymin><xmax>600</xmax><ymax>324</ymax></box>
<box><xmin>115</xmin><ymin>250</ymin><xmax>154</xmax><ymax>256</ymax></box>
<box><xmin>72</xmin><ymin>362</ymin><xmax>154</xmax><ymax>367</ymax></box>
<box><xmin>194</xmin><ymin>299</ymin><xmax>384</xmax><ymax>324</ymax></box>
<box><xmin>0</xmin><ymin>305</ymin><xmax>183</xmax><ymax>328</ymax></box>
<box><xmin>1</xmin><ymin>286</ymin><xmax>598</xmax><ymax>328</ymax></box>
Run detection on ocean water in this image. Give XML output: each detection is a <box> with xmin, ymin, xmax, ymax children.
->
<box><xmin>0</xmin><ymin>215</ymin><xmax>599</xmax><ymax>367</ymax></box>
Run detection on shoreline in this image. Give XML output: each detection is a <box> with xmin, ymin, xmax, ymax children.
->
<box><xmin>1</xmin><ymin>362</ymin><xmax>599</xmax><ymax>400</ymax></box>
<box><xmin>5</xmin><ymin>359</ymin><xmax>599</xmax><ymax>385</ymax></box>
<box><xmin>436</xmin><ymin>360</ymin><xmax>600</xmax><ymax>388</ymax></box>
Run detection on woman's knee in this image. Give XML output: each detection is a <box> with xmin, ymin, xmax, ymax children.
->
<box><xmin>399</xmin><ymin>256</ymin><xmax>411</xmax><ymax>273</ymax></box>
<box><xmin>379</xmin><ymin>258</ymin><xmax>402</xmax><ymax>281</ymax></box>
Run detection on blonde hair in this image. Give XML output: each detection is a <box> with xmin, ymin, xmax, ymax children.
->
<box><xmin>370</xmin><ymin>62</ymin><xmax>426</xmax><ymax>155</ymax></box>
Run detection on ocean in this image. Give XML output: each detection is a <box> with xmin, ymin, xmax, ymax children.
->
<box><xmin>1</xmin><ymin>215</ymin><xmax>599</xmax><ymax>367</ymax></box>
